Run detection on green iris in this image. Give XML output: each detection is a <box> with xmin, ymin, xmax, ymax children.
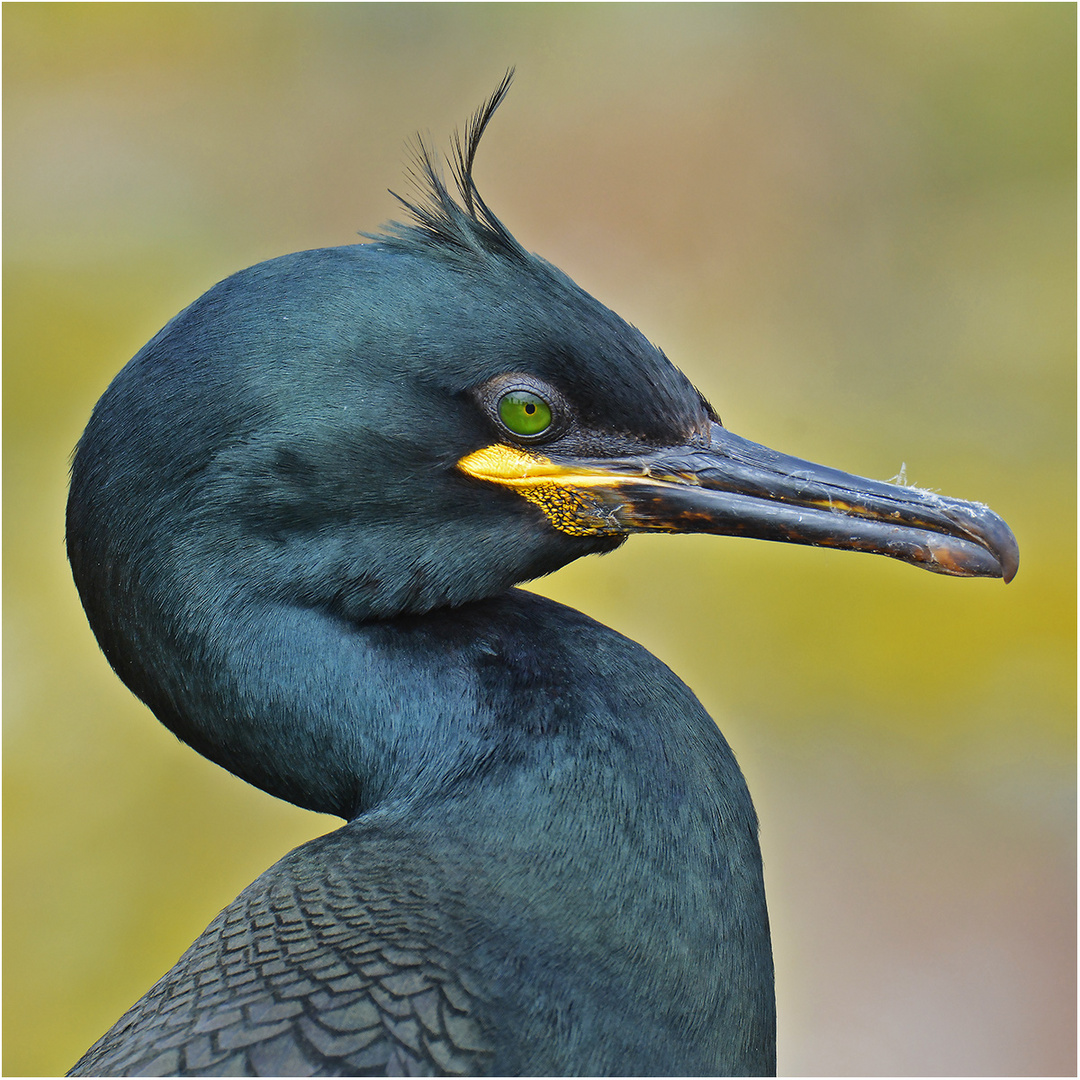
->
<box><xmin>498</xmin><ymin>390</ymin><xmax>552</xmax><ymax>436</ymax></box>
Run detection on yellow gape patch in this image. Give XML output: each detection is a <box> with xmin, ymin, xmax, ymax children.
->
<box><xmin>457</xmin><ymin>445</ymin><xmax>623</xmax><ymax>537</ymax></box>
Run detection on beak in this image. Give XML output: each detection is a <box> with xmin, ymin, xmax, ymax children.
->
<box><xmin>458</xmin><ymin>422</ymin><xmax>1019</xmax><ymax>582</ymax></box>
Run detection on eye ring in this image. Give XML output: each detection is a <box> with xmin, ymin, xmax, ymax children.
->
<box><xmin>476</xmin><ymin>374</ymin><xmax>569</xmax><ymax>444</ymax></box>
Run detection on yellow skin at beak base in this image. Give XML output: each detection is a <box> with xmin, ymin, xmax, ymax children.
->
<box><xmin>457</xmin><ymin>444</ymin><xmax>631</xmax><ymax>537</ymax></box>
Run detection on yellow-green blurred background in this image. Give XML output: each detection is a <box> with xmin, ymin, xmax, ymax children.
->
<box><xmin>5</xmin><ymin>4</ymin><xmax>1074</xmax><ymax>1075</ymax></box>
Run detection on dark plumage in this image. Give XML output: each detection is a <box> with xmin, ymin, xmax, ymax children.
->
<box><xmin>66</xmin><ymin>76</ymin><xmax>1017</xmax><ymax>1077</ymax></box>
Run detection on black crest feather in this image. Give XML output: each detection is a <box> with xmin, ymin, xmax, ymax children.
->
<box><xmin>374</xmin><ymin>69</ymin><xmax>526</xmax><ymax>263</ymax></box>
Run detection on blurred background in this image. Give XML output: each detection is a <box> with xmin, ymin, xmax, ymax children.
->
<box><xmin>4</xmin><ymin>4</ymin><xmax>1074</xmax><ymax>1075</ymax></box>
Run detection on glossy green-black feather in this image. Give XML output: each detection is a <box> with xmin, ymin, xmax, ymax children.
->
<box><xmin>66</xmin><ymin>81</ymin><xmax>775</xmax><ymax>1076</ymax></box>
<box><xmin>69</xmin><ymin>593</ymin><xmax>774</xmax><ymax>1076</ymax></box>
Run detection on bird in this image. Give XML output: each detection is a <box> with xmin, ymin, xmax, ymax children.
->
<box><xmin>66</xmin><ymin>74</ymin><xmax>1018</xmax><ymax>1077</ymax></box>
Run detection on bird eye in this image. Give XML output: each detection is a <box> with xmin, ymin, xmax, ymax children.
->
<box><xmin>497</xmin><ymin>390</ymin><xmax>553</xmax><ymax>437</ymax></box>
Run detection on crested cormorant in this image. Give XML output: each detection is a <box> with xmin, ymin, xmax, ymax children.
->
<box><xmin>66</xmin><ymin>75</ymin><xmax>1018</xmax><ymax>1077</ymax></box>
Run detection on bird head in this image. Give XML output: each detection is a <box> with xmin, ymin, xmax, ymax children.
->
<box><xmin>68</xmin><ymin>72</ymin><xmax>1017</xmax><ymax>662</ymax></box>
<box><xmin>66</xmin><ymin>76</ymin><xmax>1016</xmax><ymax>814</ymax></box>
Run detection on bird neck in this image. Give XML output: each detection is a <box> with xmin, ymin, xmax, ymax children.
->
<box><xmin>132</xmin><ymin>593</ymin><xmax>440</xmax><ymax>818</ymax></box>
<box><xmin>106</xmin><ymin>583</ymin><xmax>775</xmax><ymax>1068</ymax></box>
